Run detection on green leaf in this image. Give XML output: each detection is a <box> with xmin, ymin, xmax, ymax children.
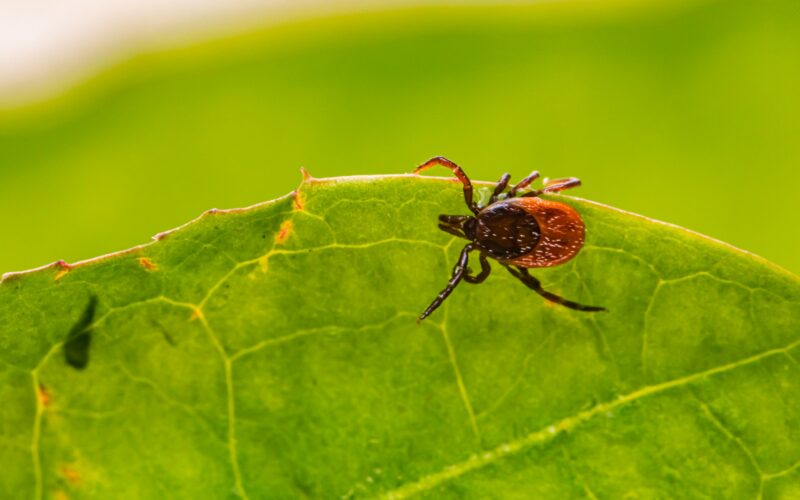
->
<box><xmin>2</xmin><ymin>174</ymin><xmax>800</xmax><ymax>499</ymax></box>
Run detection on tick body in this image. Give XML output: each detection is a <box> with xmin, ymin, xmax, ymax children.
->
<box><xmin>415</xmin><ymin>156</ymin><xmax>605</xmax><ymax>321</ymax></box>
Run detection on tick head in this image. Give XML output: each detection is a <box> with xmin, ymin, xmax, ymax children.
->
<box><xmin>437</xmin><ymin>214</ymin><xmax>477</xmax><ymax>240</ymax></box>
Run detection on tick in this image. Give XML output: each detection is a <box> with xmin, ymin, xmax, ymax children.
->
<box><xmin>414</xmin><ymin>156</ymin><xmax>606</xmax><ymax>321</ymax></box>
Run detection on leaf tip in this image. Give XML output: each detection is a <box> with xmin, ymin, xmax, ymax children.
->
<box><xmin>300</xmin><ymin>166</ymin><xmax>314</xmax><ymax>181</ymax></box>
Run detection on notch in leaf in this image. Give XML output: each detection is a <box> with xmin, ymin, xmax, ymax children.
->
<box><xmin>63</xmin><ymin>295</ymin><xmax>98</xmax><ymax>370</ymax></box>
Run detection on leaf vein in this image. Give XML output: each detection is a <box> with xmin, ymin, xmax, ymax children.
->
<box><xmin>117</xmin><ymin>364</ymin><xmax>227</xmax><ymax>445</ymax></box>
<box><xmin>437</xmin><ymin>304</ymin><xmax>481</xmax><ymax>445</ymax></box>
<box><xmin>378</xmin><ymin>336</ymin><xmax>800</xmax><ymax>499</ymax></box>
<box><xmin>692</xmin><ymin>392</ymin><xmax>764</xmax><ymax>477</ymax></box>
<box><xmin>764</xmin><ymin>458</ymin><xmax>800</xmax><ymax>480</ymax></box>
<box><xmin>230</xmin><ymin>313</ymin><xmax>416</xmax><ymax>362</ymax></box>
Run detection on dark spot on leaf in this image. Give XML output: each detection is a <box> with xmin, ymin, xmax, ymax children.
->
<box><xmin>64</xmin><ymin>295</ymin><xmax>97</xmax><ymax>370</ymax></box>
<box><xmin>291</xmin><ymin>475</ymin><xmax>313</xmax><ymax>498</ymax></box>
<box><xmin>151</xmin><ymin>320</ymin><xmax>176</xmax><ymax>346</ymax></box>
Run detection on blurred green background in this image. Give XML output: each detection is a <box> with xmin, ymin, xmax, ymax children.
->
<box><xmin>1</xmin><ymin>0</ymin><xmax>798</xmax><ymax>275</ymax></box>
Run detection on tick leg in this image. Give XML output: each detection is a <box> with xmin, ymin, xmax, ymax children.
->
<box><xmin>523</xmin><ymin>177</ymin><xmax>581</xmax><ymax>198</ymax></box>
<box><xmin>418</xmin><ymin>244</ymin><xmax>474</xmax><ymax>321</ymax></box>
<box><xmin>490</xmin><ymin>173</ymin><xmax>511</xmax><ymax>203</ymax></box>
<box><xmin>544</xmin><ymin>177</ymin><xmax>581</xmax><ymax>191</ymax></box>
<box><xmin>464</xmin><ymin>252</ymin><xmax>491</xmax><ymax>284</ymax></box>
<box><xmin>505</xmin><ymin>265</ymin><xmax>606</xmax><ymax>312</ymax></box>
<box><xmin>414</xmin><ymin>157</ymin><xmax>479</xmax><ymax>214</ymax></box>
<box><xmin>508</xmin><ymin>170</ymin><xmax>541</xmax><ymax>197</ymax></box>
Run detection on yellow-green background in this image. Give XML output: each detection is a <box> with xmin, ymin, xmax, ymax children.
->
<box><xmin>1</xmin><ymin>0</ymin><xmax>798</xmax><ymax>275</ymax></box>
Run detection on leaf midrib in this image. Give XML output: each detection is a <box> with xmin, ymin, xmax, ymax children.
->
<box><xmin>379</xmin><ymin>335</ymin><xmax>800</xmax><ymax>499</ymax></box>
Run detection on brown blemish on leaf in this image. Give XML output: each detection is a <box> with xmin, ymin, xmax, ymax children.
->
<box><xmin>276</xmin><ymin>220</ymin><xmax>293</xmax><ymax>244</ymax></box>
<box><xmin>60</xmin><ymin>464</ymin><xmax>81</xmax><ymax>486</ymax></box>
<box><xmin>53</xmin><ymin>260</ymin><xmax>72</xmax><ymax>281</ymax></box>
<box><xmin>138</xmin><ymin>258</ymin><xmax>158</xmax><ymax>271</ymax></box>
<box><xmin>300</xmin><ymin>166</ymin><xmax>313</xmax><ymax>181</ymax></box>
<box><xmin>37</xmin><ymin>384</ymin><xmax>51</xmax><ymax>407</ymax></box>
<box><xmin>293</xmin><ymin>190</ymin><xmax>304</xmax><ymax>211</ymax></box>
<box><xmin>190</xmin><ymin>308</ymin><xmax>204</xmax><ymax>321</ymax></box>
